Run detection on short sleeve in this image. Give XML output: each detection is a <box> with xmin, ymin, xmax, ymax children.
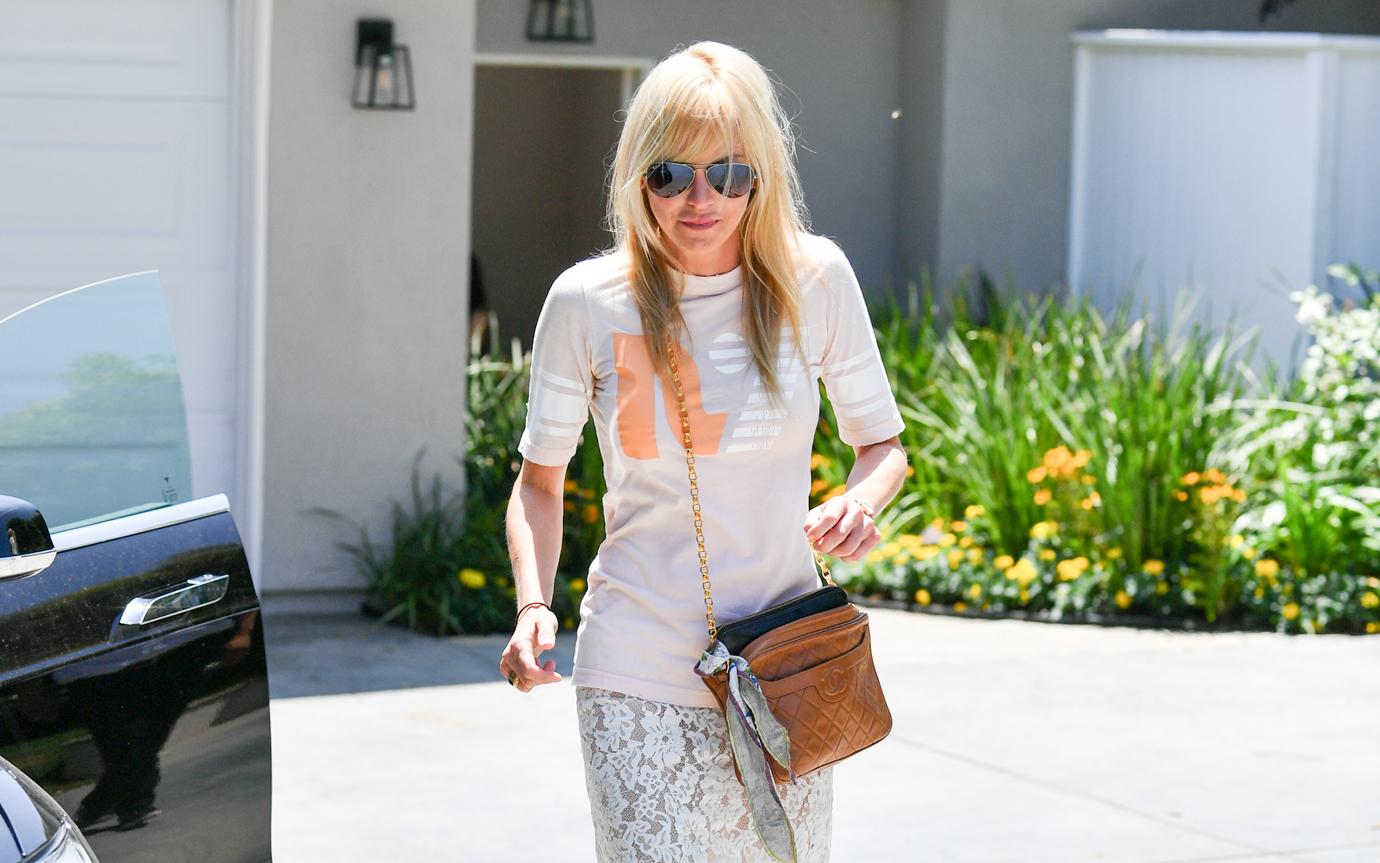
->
<box><xmin>816</xmin><ymin>239</ymin><xmax>906</xmax><ymax>446</ymax></box>
<box><xmin>517</xmin><ymin>266</ymin><xmax>595</xmax><ymax>466</ymax></box>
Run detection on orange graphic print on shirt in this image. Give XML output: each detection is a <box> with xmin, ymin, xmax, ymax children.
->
<box><xmin>612</xmin><ymin>332</ymin><xmax>726</xmax><ymax>459</ymax></box>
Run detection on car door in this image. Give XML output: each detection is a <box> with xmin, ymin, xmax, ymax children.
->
<box><xmin>0</xmin><ymin>272</ymin><xmax>271</xmax><ymax>862</ymax></box>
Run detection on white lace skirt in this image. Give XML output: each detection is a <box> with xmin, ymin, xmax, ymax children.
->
<box><xmin>575</xmin><ymin>684</ymin><xmax>834</xmax><ymax>862</ymax></box>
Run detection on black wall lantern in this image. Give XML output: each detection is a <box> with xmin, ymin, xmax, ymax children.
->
<box><xmin>526</xmin><ymin>0</ymin><xmax>594</xmax><ymax>43</ymax></box>
<box><xmin>352</xmin><ymin>18</ymin><xmax>415</xmax><ymax>110</ymax></box>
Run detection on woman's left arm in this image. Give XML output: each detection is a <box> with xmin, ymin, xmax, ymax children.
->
<box><xmin>804</xmin><ymin>435</ymin><xmax>909</xmax><ymax>562</ymax></box>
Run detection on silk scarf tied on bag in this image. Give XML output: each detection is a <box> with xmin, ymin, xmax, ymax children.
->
<box><xmin>695</xmin><ymin>640</ymin><xmax>799</xmax><ymax>862</ymax></box>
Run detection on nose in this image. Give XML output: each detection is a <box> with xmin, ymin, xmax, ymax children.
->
<box><xmin>685</xmin><ymin>169</ymin><xmax>716</xmax><ymax>207</ymax></box>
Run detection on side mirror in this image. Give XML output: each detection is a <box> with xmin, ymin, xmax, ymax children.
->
<box><xmin>0</xmin><ymin>495</ymin><xmax>56</xmax><ymax>580</ymax></box>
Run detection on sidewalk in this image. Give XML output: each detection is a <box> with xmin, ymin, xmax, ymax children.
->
<box><xmin>263</xmin><ymin>606</ymin><xmax>1380</xmax><ymax>862</ymax></box>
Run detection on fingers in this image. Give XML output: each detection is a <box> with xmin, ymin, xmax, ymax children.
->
<box><xmin>805</xmin><ymin>496</ymin><xmax>879</xmax><ymax>561</ymax></box>
<box><xmin>499</xmin><ymin>613</ymin><xmax>563</xmax><ymax>693</ymax></box>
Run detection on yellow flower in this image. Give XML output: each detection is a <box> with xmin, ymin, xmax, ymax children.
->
<box><xmin>810</xmin><ymin>478</ymin><xmax>831</xmax><ymax>494</ymax></box>
<box><xmin>1027</xmin><ymin>465</ymin><xmax>1048</xmax><ymax>484</ymax></box>
<box><xmin>1172</xmin><ymin>490</ymin><xmax>1189</xmax><ymax>501</ymax></box>
<box><xmin>1080</xmin><ymin>474</ymin><xmax>1097</xmax><ymax>485</ymax></box>
<box><xmin>1254</xmin><ymin>559</ymin><xmax>1280</xmax><ymax>579</ymax></box>
<box><xmin>1143</xmin><ymin>559</ymin><xmax>1165</xmax><ymax>576</ymax></box>
<box><xmin>958</xmin><ymin>535</ymin><xmax>975</xmax><ymax>548</ymax></box>
<box><xmin>823</xmin><ymin>484</ymin><xmax>847</xmax><ymax>501</ymax></box>
<box><xmin>950</xmin><ymin>520</ymin><xmax>968</xmax><ymax>532</ymax></box>
<box><xmin>1281</xmin><ymin>602</ymin><xmax>1300</xmax><ymax>621</ymax></box>
<box><xmin>1018</xmin><ymin>588</ymin><xmax>1030</xmax><ymax>603</ymax></box>
<box><xmin>458</xmin><ymin>568</ymin><xmax>486</xmax><ymax>590</ymax></box>
<box><xmin>993</xmin><ymin>554</ymin><xmax>1015</xmax><ymax>570</ymax></box>
<box><xmin>1155</xmin><ymin>581</ymin><xmax>1168</xmax><ymax>595</ymax></box>
<box><xmin>583</xmin><ymin>503</ymin><xmax>600</xmax><ymax>524</ymax></box>
<box><xmin>914</xmin><ymin>588</ymin><xmax>931</xmax><ymax>606</ymax></box>
<box><xmin>1253</xmin><ymin>587</ymin><xmax>1265</xmax><ymax>600</ymax></box>
<box><xmin>952</xmin><ymin>601</ymin><xmax>968</xmax><ymax>613</ymax></box>
<box><xmin>1056</xmin><ymin>557</ymin><xmax>1089</xmax><ymax>581</ymax></box>
<box><xmin>1033</xmin><ymin>488</ymin><xmax>1052</xmax><ymax>506</ymax></box>
<box><xmin>1106</xmin><ymin>546</ymin><xmax>1123</xmax><ymax>560</ymax></box>
<box><xmin>905</xmin><ymin>465</ymin><xmax>915</xmax><ymax>477</ymax></box>
<box><xmin>964</xmin><ymin>504</ymin><xmax>986</xmax><ymax>519</ymax></box>
<box><xmin>865</xmin><ymin>549</ymin><xmax>886</xmax><ymax>564</ymax></box>
<box><xmin>1029</xmin><ymin>520</ymin><xmax>1059</xmax><ymax>540</ymax></box>
<box><xmin>1361</xmin><ymin>593</ymin><xmax>1380</xmax><ymax>609</ymax></box>
<box><xmin>1039</xmin><ymin>548</ymin><xmax>1057</xmax><ymax>561</ymax></box>
<box><xmin>882</xmin><ymin>541</ymin><xmax>902</xmax><ymax>556</ymax></box>
<box><xmin>1368</xmin><ymin>622</ymin><xmax>1379</xmax><ymax>634</ymax></box>
<box><xmin>1180</xmin><ymin>471</ymin><xmax>1201</xmax><ymax>486</ymax></box>
<box><xmin>1241</xmin><ymin>545</ymin><xmax>1257</xmax><ymax>559</ymax></box>
<box><xmin>1009</xmin><ymin>558</ymin><xmax>1038</xmax><ymax>587</ymax></box>
<box><xmin>938</xmin><ymin>532</ymin><xmax>957</xmax><ymax>547</ymax></box>
<box><xmin>569</xmin><ymin>578</ymin><xmax>586</xmax><ymax>592</ymax></box>
<box><xmin>1114</xmin><ymin>590</ymin><xmax>1132</xmax><ymax>609</ymax></box>
<box><xmin>1078</xmin><ymin>496</ymin><xmax>1094</xmax><ymax>511</ymax></box>
<box><xmin>810</xmin><ymin>453</ymin><xmax>828</xmax><ymax>470</ymax></box>
<box><xmin>966</xmin><ymin>547</ymin><xmax>984</xmax><ymax>565</ymax></box>
<box><xmin>1232</xmin><ymin>488</ymin><xmax>1246</xmax><ymax>502</ymax></box>
<box><xmin>967</xmin><ymin>583</ymin><xmax>983</xmax><ymax>600</ymax></box>
<box><xmin>947</xmin><ymin>549</ymin><xmax>964</xmax><ymax>570</ymax></box>
<box><xmin>1203</xmin><ymin>467</ymin><xmax>1226</xmax><ymax>484</ymax></box>
<box><xmin>1227</xmin><ymin>534</ymin><xmax>1245</xmax><ymax>548</ymax></box>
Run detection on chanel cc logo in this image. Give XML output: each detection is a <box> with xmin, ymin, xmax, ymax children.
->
<box><xmin>820</xmin><ymin>665</ymin><xmax>849</xmax><ymax>702</ymax></box>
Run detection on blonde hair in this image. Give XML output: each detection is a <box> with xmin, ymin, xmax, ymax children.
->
<box><xmin>605</xmin><ymin>41</ymin><xmax>811</xmax><ymax>412</ymax></box>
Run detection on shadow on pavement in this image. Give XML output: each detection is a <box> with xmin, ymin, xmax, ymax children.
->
<box><xmin>262</xmin><ymin>611</ymin><xmax>575</xmax><ymax>699</ymax></box>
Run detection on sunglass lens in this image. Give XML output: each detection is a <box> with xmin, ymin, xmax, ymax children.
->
<box><xmin>646</xmin><ymin>162</ymin><xmax>694</xmax><ymax>198</ymax></box>
<box><xmin>707</xmin><ymin>163</ymin><xmax>755</xmax><ymax>198</ymax></box>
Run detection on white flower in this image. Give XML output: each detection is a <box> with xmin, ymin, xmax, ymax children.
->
<box><xmin>1288</xmin><ymin>285</ymin><xmax>1333</xmax><ymax>325</ymax></box>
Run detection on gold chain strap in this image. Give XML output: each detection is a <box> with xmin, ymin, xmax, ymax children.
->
<box><xmin>664</xmin><ymin>330</ymin><xmax>835</xmax><ymax>645</ymax></box>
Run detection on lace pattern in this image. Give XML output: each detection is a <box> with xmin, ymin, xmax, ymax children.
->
<box><xmin>575</xmin><ymin>685</ymin><xmax>834</xmax><ymax>862</ymax></box>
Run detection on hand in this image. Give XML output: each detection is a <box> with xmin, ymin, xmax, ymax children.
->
<box><xmin>803</xmin><ymin>494</ymin><xmax>879</xmax><ymax>563</ymax></box>
<box><xmin>498</xmin><ymin>606</ymin><xmax>562</xmax><ymax>693</ymax></box>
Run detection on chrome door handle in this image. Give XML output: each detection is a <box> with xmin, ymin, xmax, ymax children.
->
<box><xmin>120</xmin><ymin>573</ymin><xmax>230</xmax><ymax>626</ymax></box>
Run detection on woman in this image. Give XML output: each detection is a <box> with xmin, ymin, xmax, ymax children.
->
<box><xmin>499</xmin><ymin>41</ymin><xmax>908</xmax><ymax>862</ymax></box>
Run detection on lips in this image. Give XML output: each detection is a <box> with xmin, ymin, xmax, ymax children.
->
<box><xmin>680</xmin><ymin>217</ymin><xmax>718</xmax><ymax>229</ymax></box>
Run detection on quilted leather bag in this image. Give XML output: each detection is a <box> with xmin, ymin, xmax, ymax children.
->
<box><xmin>665</xmin><ymin>332</ymin><xmax>893</xmax><ymax>860</ymax></box>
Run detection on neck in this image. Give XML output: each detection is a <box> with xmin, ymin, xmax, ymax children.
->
<box><xmin>670</xmin><ymin>243</ymin><xmax>740</xmax><ymax>276</ymax></box>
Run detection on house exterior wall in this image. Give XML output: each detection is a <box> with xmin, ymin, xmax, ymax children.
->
<box><xmin>263</xmin><ymin>0</ymin><xmax>476</xmax><ymax>599</ymax></box>
<box><xmin>476</xmin><ymin>0</ymin><xmax>906</xmax><ymax>290</ymax></box>
<box><xmin>925</xmin><ymin>0</ymin><xmax>1380</xmax><ymax>295</ymax></box>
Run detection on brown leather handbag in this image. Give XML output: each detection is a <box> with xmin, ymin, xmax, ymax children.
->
<box><xmin>664</xmin><ymin>332</ymin><xmax>894</xmax><ymax>790</ymax></box>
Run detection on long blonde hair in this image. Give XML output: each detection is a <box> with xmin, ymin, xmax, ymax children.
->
<box><xmin>606</xmin><ymin>41</ymin><xmax>811</xmax><ymax>412</ymax></box>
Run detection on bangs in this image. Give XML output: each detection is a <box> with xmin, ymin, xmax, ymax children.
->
<box><xmin>654</xmin><ymin>81</ymin><xmax>747</xmax><ymax>163</ymax></box>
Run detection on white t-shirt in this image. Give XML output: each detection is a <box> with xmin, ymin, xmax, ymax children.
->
<box><xmin>517</xmin><ymin>231</ymin><xmax>905</xmax><ymax>708</ymax></box>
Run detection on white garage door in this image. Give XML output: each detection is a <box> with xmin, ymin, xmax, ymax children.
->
<box><xmin>0</xmin><ymin>0</ymin><xmax>241</xmax><ymax>510</ymax></box>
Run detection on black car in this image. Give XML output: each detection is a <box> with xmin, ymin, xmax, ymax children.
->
<box><xmin>0</xmin><ymin>272</ymin><xmax>272</xmax><ymax>862</ymax></box>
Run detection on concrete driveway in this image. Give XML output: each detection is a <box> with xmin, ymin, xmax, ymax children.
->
<box><xmin>263</xmin><ymin>605</ymin><xmax>1380</xmax><ymax>862</ymax></box>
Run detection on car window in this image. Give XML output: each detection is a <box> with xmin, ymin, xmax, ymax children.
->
<box><xmin>0</xmin><ymin>271</ymin><xmax>191</xmax><ymax>532</ymax></box>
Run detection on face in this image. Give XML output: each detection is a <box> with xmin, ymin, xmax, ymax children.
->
<box><xmin>642</xmin><ymin>146</ymin><xmax>754</xmax><ymax>276</ymax></box>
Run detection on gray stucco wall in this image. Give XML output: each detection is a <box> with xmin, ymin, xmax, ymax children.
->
<box><xmin>264</xmin><ymin>0</ymin><xmax>475</xmax><ymax>596</ymax></box>
<box><xmin>927</xmin><ymin>0</ymin><xmax>1380</xmax><ymax>295</ymax></box>
<box><xmin>476</xmin><ymin>0</ymin><xmax>905</xmax><ymax>291</ymax></box>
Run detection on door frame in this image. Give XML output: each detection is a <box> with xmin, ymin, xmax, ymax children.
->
<box><xmin>230</xmin><ymin>0</ymin><xmax>272</xmax><ymax>589</ymax></box>
<box><xmin>472</xmin><ymin>51</ymin><xmax>653</xmax><ymax>109</ymax></box>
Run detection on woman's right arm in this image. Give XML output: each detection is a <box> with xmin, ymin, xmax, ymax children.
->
<box><xmin>499</xmin><ymin>458</ymin><xmax>567</xmax><ymax>692</ymax></box>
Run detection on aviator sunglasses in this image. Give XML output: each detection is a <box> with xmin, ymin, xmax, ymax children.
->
<box><xmin>644</xmin><ymin>160</ymin><xmax>757</xmax><ymax>199</ymax></box>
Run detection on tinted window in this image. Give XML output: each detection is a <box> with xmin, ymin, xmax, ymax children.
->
<box><xmin>0</xmin><ymin>271</ymin><xmax>191</xmax><ymax>531</ymax></box>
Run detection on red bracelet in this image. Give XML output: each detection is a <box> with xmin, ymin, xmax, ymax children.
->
<box><xmin>516</xmin><ymin>601</ymin><xmax>551</xmax><ymax>623</ymax></box>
